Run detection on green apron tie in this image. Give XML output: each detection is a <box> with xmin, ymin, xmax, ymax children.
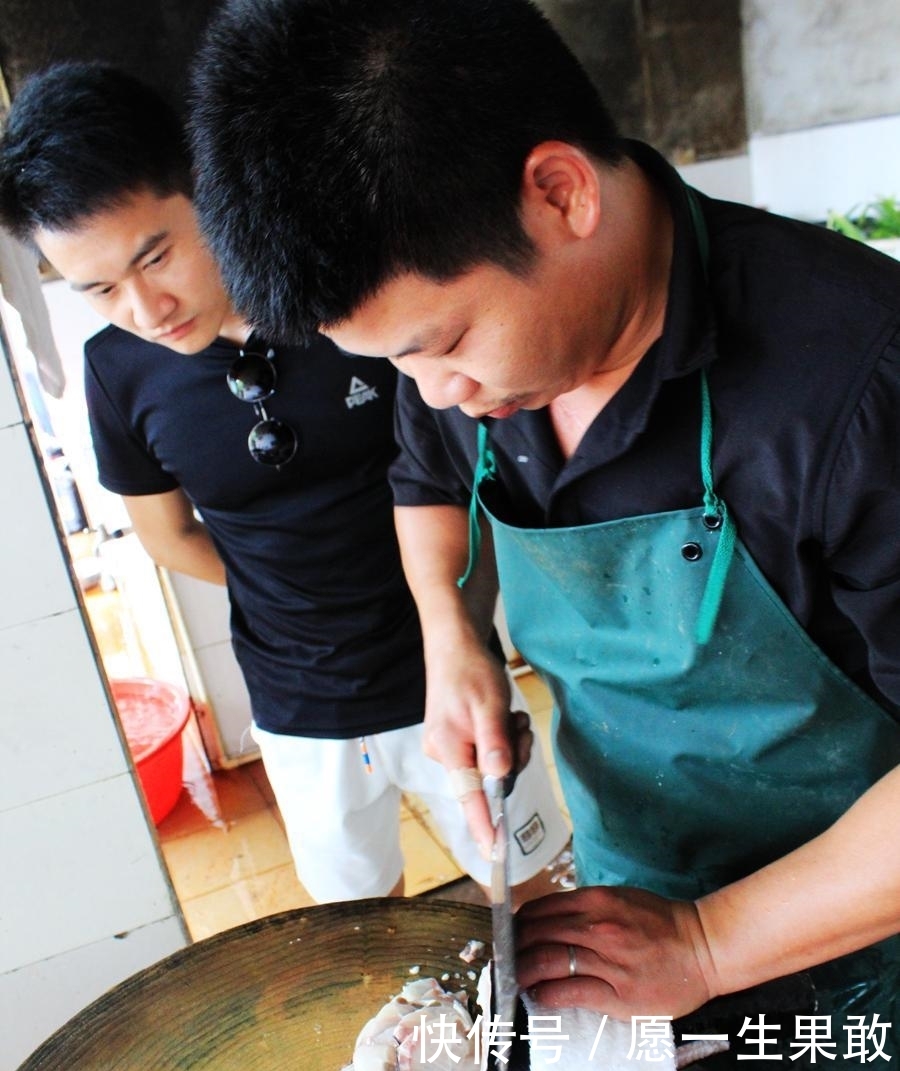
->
<box><xmin>695</xmin><ymin>370</ymin><xmax>736</xmax><ymax>644</ymax></box>
<box><xmin>457</xmin><ymin>420</ymin><xmax>496</xmax><ymax>587</ymax></box>
<box><xmin>686</xmin><ymin>185</ymin><xmax>736</xmax><ymax>643</ymax></box>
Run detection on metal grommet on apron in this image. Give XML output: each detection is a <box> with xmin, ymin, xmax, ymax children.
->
<box><xmin>457</xmin><ymin>190</ymin><xmax>900</xmax><ymax>1059</ymax></box>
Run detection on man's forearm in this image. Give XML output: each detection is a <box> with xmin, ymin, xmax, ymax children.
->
<box><xmin>697</xmin><ymin>763</ymin><xmax>900</xmax><ymax>998</ymax></box>
<box><xmin>150</xmin><ymin>527</ymin><xmax>227</xmax><ymax>586</ymax></box>
<box><xmin>394</xmin><ymin>501</ymin><xmax>518</xmax><ymax>805</ymax></box>
<box><xmin>394</xmin><ymin>503</ymin><xmax>488</xmax><ymax>656</ymax></box>
<box><xmin>124</xmin><ymin>491</ymin><xmax>227</xmax><ymax>586</ymax></box>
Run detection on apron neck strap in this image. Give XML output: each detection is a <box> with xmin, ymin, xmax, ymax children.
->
<box><xmin>688</xmin><ymin>186</ymin><xmax>737</xmax><ymax>643</ymax></box>
<box><xmin>457</xmin><ymin>421</ymin><xmax>497</xmax><ymax>588</ymax></box>
<box><xmin>695</xmin><ymin>368</ymin><xmax>737</xmax><ymax>644</ymax></box>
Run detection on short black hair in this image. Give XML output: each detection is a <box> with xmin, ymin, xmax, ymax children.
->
<box><xmin>190</xmin><ymin>0</ymin><xmax>622</xmax><ymax>344</ymax></box>
<box><xmin>0</xmin><ymin>61</ymin><xmax>192</xmax><ymax>244</ymax></box>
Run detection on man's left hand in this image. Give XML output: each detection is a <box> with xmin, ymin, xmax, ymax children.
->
<box><xmin>515</xmin><ymin>886</ymin><xmax>716</xmax><ymax>1019</ymax></box>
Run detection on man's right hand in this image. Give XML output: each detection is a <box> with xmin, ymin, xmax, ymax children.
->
<box><xmin>423</xmin><ymin>638</ymin><xmax>533</xmax><ymax>853</ymax></box>
<box><xmin>394</xmin><ymin>502</ymin><xmax>531</xmax><ymax>850</ymax></box>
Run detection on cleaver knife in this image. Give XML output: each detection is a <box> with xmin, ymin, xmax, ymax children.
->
<box><xmin>483</xmin><ymin>772</ymin><xmax>519</xmax><ymax>1031</ymax></box>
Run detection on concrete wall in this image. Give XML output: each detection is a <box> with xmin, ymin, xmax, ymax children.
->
<box><xmin>538</xmin><ymin>0</ymin><xmax>747</xmax><ymax>160</ymax></box>
<box><xmin>743</xmin><ymin>0</ymin><xmax>900</xmax><ymax>135</ymax></box>
<box><xmin>740</xmin><ymin>0</ymin><xmax>900</xmax><ymax>220</ymax></box>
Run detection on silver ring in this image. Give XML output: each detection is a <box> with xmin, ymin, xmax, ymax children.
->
<box><xmin>567</xmin><ymin>943</ymin><xmax>578</xmax><ymax>977</ymax></box>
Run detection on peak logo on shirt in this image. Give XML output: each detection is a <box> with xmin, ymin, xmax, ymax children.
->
<box><xmin>345</xmin><ymin>376</ymin><xmax>379</xmax><ymax>409</ymax></box>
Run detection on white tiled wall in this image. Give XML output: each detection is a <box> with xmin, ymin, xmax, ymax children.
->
<box><xmin>0</xmin><ymin>356</ymin><xmax>187</xmax><ymax>1069</ymax></box>
<box><xmin>0</xmin><ymin>915</ymin><xmax>185</xmax><ymax>1068</ymax></box>
<box><xmin>165</xmin><ymin>569</ymin><xmax>256</xmax><ymax>764</ymax></box>
<box><xmin>0</xmin><ymin>336</ymin><xmax>20</xmax><ymax>430</ymax></box>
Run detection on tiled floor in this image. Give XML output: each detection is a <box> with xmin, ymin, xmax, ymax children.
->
<box><xmin>155</xmin><ymin>669</ymin><xmax>566</xmax><ymax>939</ymax></box>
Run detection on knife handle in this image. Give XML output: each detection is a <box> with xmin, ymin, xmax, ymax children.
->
<box><xmin>483</xmin><ymin>771</ymin><xmax>517</xmax><ymax>800</ymax></box>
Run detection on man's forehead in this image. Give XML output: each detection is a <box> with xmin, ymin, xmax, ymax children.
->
<box><xmin>325</xmin><ymin>319</ymin><xmax>449</xmax><ymax>361</ymax></box>
<box><xmin>34</xmin><ymin>190</ymin><xmax>192</xmax><ymax>285</ymax></box>
<box><xmin>324</xmin><ymin>272</ymin><xmax>468</xmax><ymax>358</ymax></box>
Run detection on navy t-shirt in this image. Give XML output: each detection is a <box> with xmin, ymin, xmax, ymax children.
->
<box><xmin>85</xmin><ymin>327</ymin><xmax>425</xmax><ymax>737</ymax></box>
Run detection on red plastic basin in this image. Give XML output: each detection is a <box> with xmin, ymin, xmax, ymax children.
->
<box><xmin>111</xmin><ymin>678</ymin><xmax>190</xmax><ymax>825</ymax></box>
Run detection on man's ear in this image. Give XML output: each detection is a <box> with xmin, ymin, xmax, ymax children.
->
<box><xmin>521</xmin><ymin>141</ymin><xmax>600</xmax><ymax>240</ymax></box>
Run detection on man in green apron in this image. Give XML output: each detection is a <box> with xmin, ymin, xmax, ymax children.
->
<box><xmin>190</xmin><ymin>0</ymin><xmax>900</xmax><ymax>1061</ymax></box>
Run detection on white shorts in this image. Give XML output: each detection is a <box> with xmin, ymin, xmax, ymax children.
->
<box><xmin>252</xmin><ymin>700</ymin><xmax>569</xmax><ymax>902</ymax></box>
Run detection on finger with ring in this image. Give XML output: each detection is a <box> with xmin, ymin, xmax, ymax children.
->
<box><xmin>567</xmin><ymin>944</ymin><xmax>578</xmax><ymax>978</ymax></box>
<box><xmin>449</xmin><ymin>767</ymin><xmax>483</xmax><ymax>801</ymax></box>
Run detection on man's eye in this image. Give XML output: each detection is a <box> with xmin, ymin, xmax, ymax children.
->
<box><xmin>144</xmin><ymin>248</ymin><xmax>169</xmax><ymax>268</ymax></box>
<box><xmin>443</xmin><ymin>333</ymin><xmax>464</xmax><ymax>356</ymax></box>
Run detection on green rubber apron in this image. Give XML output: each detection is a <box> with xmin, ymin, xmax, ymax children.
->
<box><xmin>460</xmin><ymin>365</ymin><xmax>900</xmax><ymax>1059</ymax></box>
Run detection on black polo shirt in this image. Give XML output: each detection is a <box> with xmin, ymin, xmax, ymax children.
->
<box><xmin>390</xmin><ymin>142</ymin><xmax>900</xmax><ymax>716</ymax></box>
<box><xmin>87</xmin><ymin>328</ymin><xmax>425</xmax><ymax>737</ymax></box>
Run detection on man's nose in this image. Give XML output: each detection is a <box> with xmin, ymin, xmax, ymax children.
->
<box><xmin>131</xmin><ymin>283</ymin><xmax>176</xmax><ymax>331</ymax></box>
<box><xmin>408</xmin><ymin>363</ymin><xmax>477</xmax><ymax>411</ymax></box>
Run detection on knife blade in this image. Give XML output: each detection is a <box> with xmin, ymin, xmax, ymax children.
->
<box><xmin>483</xmin><ymin>772</ymin><xmax>518</xmax><ymax>1031</ymax></box>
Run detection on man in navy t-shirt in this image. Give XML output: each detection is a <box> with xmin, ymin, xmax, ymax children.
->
<box><xmin>0</xmin><ymin>62</ymin><xmax>569</xmax><ymax>903</ymax></box>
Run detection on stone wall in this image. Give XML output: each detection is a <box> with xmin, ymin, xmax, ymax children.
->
<box><xmin>538</xmin><ymin>0</ymin><xmax>747</xmax><ymax>161</ymax></box>
<box><xmin>743</xmin><ymin>0</ymin><xmax>900</xmax><ymax>136</ymax></box>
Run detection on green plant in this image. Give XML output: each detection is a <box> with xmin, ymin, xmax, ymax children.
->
<box><xmin>826</xmin><ymin>196</ymin><xmax>900</xmax><ymax>241</ymax></box>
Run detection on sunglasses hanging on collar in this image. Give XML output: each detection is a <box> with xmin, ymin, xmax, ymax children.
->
<box><xmin>226</xmin><ymin>347</ymin><xmax>299</xmax><ymax>468</ymax></box>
